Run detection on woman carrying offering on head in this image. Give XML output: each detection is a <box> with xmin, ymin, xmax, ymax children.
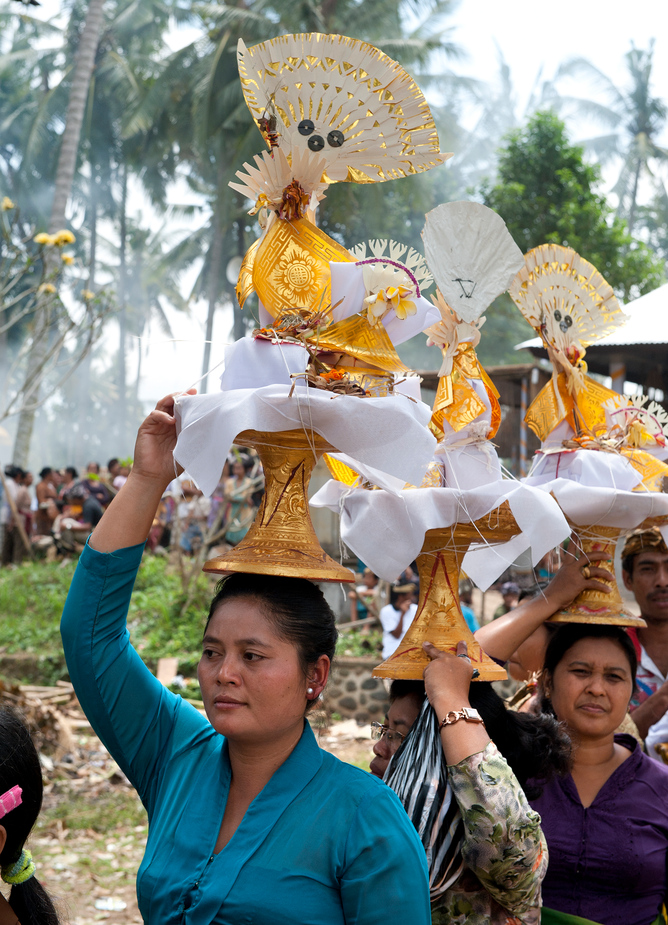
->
<box><xmin>370</xmin><ymin>640</ymin><xmax>570</xmax><ymax>925</ymax></box>
<box><xmin>477</xmin><ymin>550</ymin><xmax>668</xmax><ymax>925</ymax></box>
<box><xmin>529</xmin><ymin>623</ymin><xmax>668</xmax><ymax>925</ymax></box>
<box><xmin>60</xmin><ymin>393</ymin><xmax>430</xmax><ymax>925</ymax></box>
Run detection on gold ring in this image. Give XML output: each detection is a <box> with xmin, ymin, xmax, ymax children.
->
<box><xmin>581</xmin><ymin>565</ymin><xmax>591</xmax><ymax>579</ymax></box>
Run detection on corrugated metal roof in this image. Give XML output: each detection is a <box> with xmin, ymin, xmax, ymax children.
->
<box><xmin>515</xmin><ymin>282</ymin><xmax>668</xmax><ymax>351</ymax></box>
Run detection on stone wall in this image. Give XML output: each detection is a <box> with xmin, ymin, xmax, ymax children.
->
<box><xmin>323</xmin><ymin>656</ymin><xmax>389</xmax><ymax>723</ymax></box>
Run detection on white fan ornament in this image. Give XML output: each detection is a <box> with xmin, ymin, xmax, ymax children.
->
<box><xmin>231</xmin><ymin>33</ymin><xmax>451</xmax><ymax>213</ymax></box>
<box><xmin>422</xmin><ymin>201</ymin><xmax>525</xmax><ymax>325</ymax></box>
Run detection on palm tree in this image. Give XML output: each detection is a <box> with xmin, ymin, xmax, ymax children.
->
<box><xmin>554</xmin><ymin>41</ymin><xmax>668</xmax><ymax>232</ymax></box>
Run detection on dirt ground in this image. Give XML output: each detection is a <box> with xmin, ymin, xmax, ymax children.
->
<box><xmin>5</xmin><ymin>718</ymin><xmax>375</xmax><ymax>924</ymax></box>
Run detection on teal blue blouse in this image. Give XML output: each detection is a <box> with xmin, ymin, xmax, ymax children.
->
<box><xmin>61</xmin><ymin>542</ymin><xmax>430</xmax><ymax>925</ymax></box>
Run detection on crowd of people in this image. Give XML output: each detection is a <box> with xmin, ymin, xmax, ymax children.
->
<box><xmin>0</xmin><ymin>452</ymin><xmax>264</xmax><ymax>567</ymax></box>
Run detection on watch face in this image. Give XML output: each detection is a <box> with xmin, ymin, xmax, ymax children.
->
<box><xmin>463</xmin><ymin>708</ymin><xmax>483</xmax><ymax>722</ymax></box>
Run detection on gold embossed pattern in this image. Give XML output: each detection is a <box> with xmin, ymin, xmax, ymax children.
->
<box><xmin>203</xmin><ymin>429</ymin><xmax>354</xmax><ymax>582</ymax></box>
<box><xmin>373</xmin><ymin>506</ymin><xmax>520</xmax><ymax>680</ymax></box>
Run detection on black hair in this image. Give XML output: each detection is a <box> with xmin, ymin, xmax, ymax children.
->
<box><xmin>64</xmin><ymin>466</ymin><xmax>78</xmax><ymax>480</ymax></box>
<box><xmin>206</xmin><ymin>573</ymin><xmax>337</xmax><ymax>688</ymax></box>
<box><xmin>38</xmin><ymin>468</ymin><xmax>52</xmax><ymax>480</ymax></box>
<box><xmin>0</xmin><ymin>708</ymin><xmax>60</xmax><ymax>924</ymax></box>
<box><xmin>107</xmin><ymin>458</ymin><xmax>119</xmax><ymax>470</ymax></box>
<box><xmin>540</xmin><ymin>623</ymin><xmax>638</xmax><ymax>715</ymax></box>
<box><xmin>389</xmin><ymin>678</ymin><xmax>571</xmax><ymax>800</ymax></box>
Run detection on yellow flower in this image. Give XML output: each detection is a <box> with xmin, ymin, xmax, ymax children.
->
<box><xmin>1</xmin><ymin>197</ymin><xmax>15</xmax><ymax>211</ymax></box>
<box><xmin>34</xmin><ymin>232</ymin><xmax>55</xmax><ymax>245</ymax></box>
<box><xmin>38</xmin><ymin>283</ymin><xmax>57</xmax><ymax>294</ymax></box>
<box><xmin>81</xmin><ymin>289</ymin><xmax>95</xmax><ymax>301</ymax></box>
<box><xmin>61</xmin><ymin>253</ymin><xmax>74</xmax><ymax>265</ymax></box>
<box><xmin>53</xmin><ymin>229</ymin><xmax>75</xmax><ymax>246</ymax></box>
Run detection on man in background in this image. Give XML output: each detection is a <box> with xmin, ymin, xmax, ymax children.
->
<box><xmin>622</xmin><ymin>527</ymin><xmax>668</xmax><ymax>757</ymax></box>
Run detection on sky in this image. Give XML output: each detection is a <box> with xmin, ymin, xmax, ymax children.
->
<box><xmin>20</xmin><ymin>0</ymin><xmax>668</xmax><ymax>409</ymax></box>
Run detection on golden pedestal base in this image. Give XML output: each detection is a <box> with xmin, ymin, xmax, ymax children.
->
<box><xmin>373</xmin><ymin>503</ymin><xmax>520</xmax><ymax>681</ymax></box>
<box><xmin>550</xmin><ymin>524</ymin><xmax>646</xmax><ymax>627</ymax></box>
<box><xmin>203</xmin><ymin>429</ymin><xmax>354</xmax><ymax>583</ymax></box>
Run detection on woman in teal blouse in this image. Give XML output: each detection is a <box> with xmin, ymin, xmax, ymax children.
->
<box><xmin>60</xmin><ymin>393</ymin><xmax>431</xmax><ymax>925</ymax></box>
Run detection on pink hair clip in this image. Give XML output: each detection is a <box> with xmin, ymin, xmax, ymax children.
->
<box><xmin>0</xmin><ymin>786</ymin><xmax>22</xmax><ymax>820</ymax></box>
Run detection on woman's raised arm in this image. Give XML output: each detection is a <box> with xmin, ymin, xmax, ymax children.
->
<box><xmin>90</xmin><ymin>391</ymin><xmax>194</xmax><ymax>553</ymax></box>
<box><xmin>474</xmin><ymin>548</ymin><xmax>613</xmax><ymax>663</ymax></box>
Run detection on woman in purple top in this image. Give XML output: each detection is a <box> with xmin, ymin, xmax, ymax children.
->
<box><xmin>530</xmin><ymin>623</ymin><xmax>668</xmax><ymax>925</ymax></box>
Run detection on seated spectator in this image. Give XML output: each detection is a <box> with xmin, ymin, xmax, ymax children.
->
<box><xmin>84</xmin><ymin>463</ymin><xmax>112</xmax><ymax>507</ymax></box>
<box><xmin>58</xmin><ymin>466</ymin><xmax>79</xmax><ymax>500</ymax></box>
<box><xmin>112</xmin><ymin>461</ymin><xmax>130</xmax><ymax>492</ymax></box>
<box><xmin>57</xmin><ymin>484</ymin><xmax>104</xmax><ymax>551</ymax></box>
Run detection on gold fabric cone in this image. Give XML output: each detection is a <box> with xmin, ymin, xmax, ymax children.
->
<box><xmin>550</xmin><ymin>522</ymin><xmax>650</xmax><ymax>627</ymax></box>
<box><xmin>203</xmin><ymin>429</ymin><xmax>353</xmax><ymax>582</ymax></box>
<box><xmin>251</xmin><ymin>217</ymin><xmax>353</xmax><ymax>318</ymax></box>
<box><xmin>373</xmin><ymin>504</ymin><xmax>520</xmax><ymax>680</ymax></box>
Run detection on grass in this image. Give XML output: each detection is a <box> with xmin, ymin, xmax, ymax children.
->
<box><xmin>0</xmin><ymin>555</ymin><xmax>214</xmax><ymax>682</ymax></box>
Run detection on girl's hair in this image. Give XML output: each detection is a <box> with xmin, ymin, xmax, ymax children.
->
<box><xmin>390</xmin><ymin>679</ymin><xmax>571</xmax><ymax>799</ymax></box>
<box><xmin>0</xmin><ymin>708</ymin><xmax>60</xmax><ymax>924</ymax></box>
<box><xmin>206</xmin><ymin>573</ymin><xmax>337</xmax><ymax>684</ymax></box>
<box><xmin>38</xmin><ymin>468</ymin><xmax>52</xmax><ymax>480</ymax></box>
<box><xmin>539</xmin><ymin>624</ymin><xmax>638</xmax><ymax>716</ymax></box>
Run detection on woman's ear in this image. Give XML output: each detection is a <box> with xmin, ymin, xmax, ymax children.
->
<box><xmin>0</xmin><ymin>825</ymin><xmax>6</xmax><ymax>857</ymax></box>
<box><xmin>307</xmin><ymin>655</ymin><xmax>330</xmax><ymax>700</ymax></box>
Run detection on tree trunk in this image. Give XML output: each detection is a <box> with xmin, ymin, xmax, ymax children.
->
<box><xmin>118</xmin><ymin>163</ymin><xmax>128</xmax><ymax>450</ymax></box>
<box><xmin>11</xmin><ymin>0</ymin><xmax>107</xmax><ymax>467</ymax></box>
<box><xmin>76</xmin><ymin>174</ymin><xmax>98</xmax><ymax>464</ymax></box>
<box><xmin>627</xmin><ymin>156</ymin><xmax>642</xmax><ymax>233</ymax></box>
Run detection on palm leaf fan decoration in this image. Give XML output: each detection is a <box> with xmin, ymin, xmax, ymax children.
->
<box><xmin>421</xmin><ymin>201</ymin><xmax>524</xmax><ymax>324</ymax></box>
<box><xmin>236</xmin><ymin>33</ymin><xmax>451</xmax><ymax>185</ymax></box>
<box><xmin>508</xmin><ymin>244</ymin><xmax>628</xmax><ymax>362</ymax></box>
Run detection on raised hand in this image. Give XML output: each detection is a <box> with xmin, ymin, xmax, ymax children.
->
<box><xmin>133</xmin><ymin>390</ymin><xmax>196</xmax><ymax>490</ymax></box>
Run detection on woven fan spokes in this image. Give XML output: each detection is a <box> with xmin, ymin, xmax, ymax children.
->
<box><xmin>509</xmin><ymin>244</ymin><xmax>628</xmax><ymax>350</ymax></box>
<box><xmin>237</xmin><ymin>34</ymin><xmax>451</xmax><ymax>183</ymax></box>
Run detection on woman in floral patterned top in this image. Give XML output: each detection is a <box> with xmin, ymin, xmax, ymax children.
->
<box><xmin>371</xmin><ymin>641</ymin><xmax>569</xmax><ymax>925</ymax></box>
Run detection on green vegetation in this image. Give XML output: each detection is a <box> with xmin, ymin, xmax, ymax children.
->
<box><xmin>480</xmin><ymin>111</ymin><xmax>665</xmax><ymax>302</ymax></box>
<box><xmin>335</xmin><ymin>630</ymin><xmax>383</xmax><ymax>659</ymax></box>
<box><xmin>0</xmin><ymin>555</ymin><xmax>214</xmax><ymax>682</ymax></box>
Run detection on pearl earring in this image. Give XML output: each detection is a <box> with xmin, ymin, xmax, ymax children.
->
<box><xmin>307</xmin><ymin>687</ymin><xmax>314</xmax><ymax>697</ymax></box>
